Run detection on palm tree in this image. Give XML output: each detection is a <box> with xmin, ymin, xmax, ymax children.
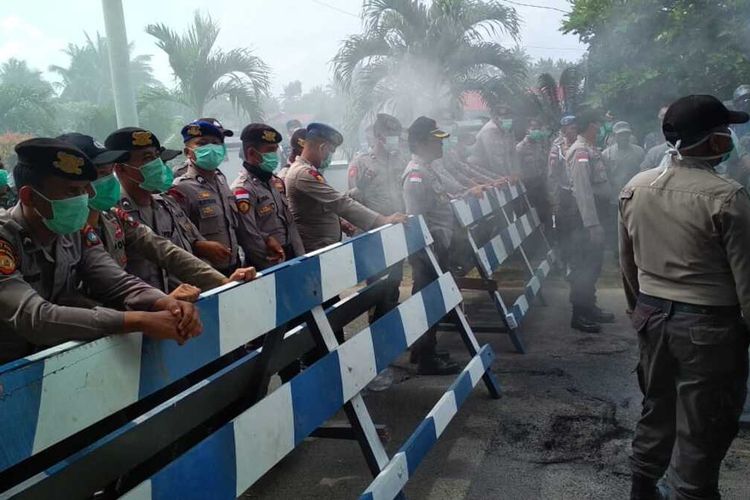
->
<box><xmin>145</xmin><ymin>12</ymin><xmax>270</xmax><ymax>118</ymax></box>
<box><xmin>332</xmin><ymin>0</ymin><xmax>526</xmax><ymax>130</ymax></box>
<box><xmin>532</xmin><ymin>66</ymin><xmax>586</xmax><ymax>128</ymax></box>
<box><xmin>49</xmin><ymin>33</ymin><xmax>157</xmax><ymax>106</ymax></box>
<box><xmin>0</xmin><ymin>59</ymin><xmax>57</xmax><ymax>134</ymax></box>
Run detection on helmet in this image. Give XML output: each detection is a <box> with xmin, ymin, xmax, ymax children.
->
<box><xmin>733</xmin><ymin>84</ymin><xmax>750</xmax><ymax>103</ymax></box>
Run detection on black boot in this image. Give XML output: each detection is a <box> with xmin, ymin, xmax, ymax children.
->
<box><xmin>590</xmin><ymin>305</ymin><xmax>616</xmax><ymax>323</ymax></box>
<box><xmin>410</xmin><ymin>349</ymin><xmax>450</xmax><ymax>364</ymax></box>
<box><xmin>571</xmin><ymin>311</ymin><xmax>601</xmax><ymax>333</ymax></box>
<box><xmin>417</xmin><ymin>355</ymin><xmax>460</xmax><ymax>375</ymax></box>
<box><xmin>630</xmin><ymin>473</ymin><xmax>659</xmax><ymax>500</ymax></box>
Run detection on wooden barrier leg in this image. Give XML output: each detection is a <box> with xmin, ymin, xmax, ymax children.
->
<box><xmin>304</xmin><ymin>306</ymin><xmax>392</xmax><ymax>480</ymax></box>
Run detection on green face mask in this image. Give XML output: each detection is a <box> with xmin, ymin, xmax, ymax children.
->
<box><xmin>500</xmin><ymin>119</ymin><xmax>513</xmax><ymax>131</ymax></box>
<box><xmin>194</xmin><ymin>143</ymin><xmax>226</xmax><ymax>170</ymax></box>
<box><xmin>34</xmin><ymin>190</ymin><xmax>90</xmax><ymax>235</ymax></box>
<box><xmin>134</xmin><ymin>158</ymin><xmax>169</xmax><ymax>192</ymax></box>
<box><xmin>319</xmin><ymin>155</ymin><xmax>332</xmax><ymax>171</ymax></box>
<box><xmin>0</xmin><ymin>170</ymin><xmax>8</xmax><ymax>188</ymax></box>
<box><xmin>89</xmin><ymin>174</ymin><xmax>121</xmax><ymax>211</ymax></box>
<box><xmin>157</xmin><ymin>162</ymin><xmax>174</xmax><ymax>192</ymax></box>
<box><xmin>258</xmin><ymin>152</ymin><xmax>279</xmax><ymax>173</ymax></box>
<box><xmin>528</xmin><ymin>130</ymin><xmax>547</xmax><ymax>141</ymax></box>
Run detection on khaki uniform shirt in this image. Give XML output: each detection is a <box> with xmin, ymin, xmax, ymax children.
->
<box><xmin>97</xmin><ymin>209</ymin><xmax>226</xmax><ymax>290</ymax></box>
<box><xmin>474</xmin><ymin>120</ymin><xmax>519</xmax><ymax>177</ymax></box>
<box><xmin>402</xmin><ymin>156</ymin><xmax>454</xmax><ymax>253</ymax></box>
<box><xmin>619</xmin><ymin>157</ymin><xmax>750</xmax><ymax>321</ymax></box>
<box><xmin>231</xmin><ymin>165</ymin><xmax>305</xmax><ymax>270</ymax></box>
<box><xmin>516</xmin><ymin>137</ymin><xmax>549</xmax><ymax>181</ymax></box>
<box><xmin>171</xmin><ymin>166</ymin><xmax>240</xmax><ymax>269</ymax></box>
<box><xmin>117</xmin><ymin>191</ymin><xmax>204</xmax><ymax>292</ymax></box>
<box><xmin>286</xmin><ymin>157</ymin><xmax>380</xmax><ymax>252</ymax></box>
<box><xmin>0</xmin><ymin>205</ymin><xmax>165</xmax><ymax>363</ymax></box>
<box><xmin>565</xmin><ymin>136</ymin><xmax>612</xmax><ymax>227</ymax></box>
<box><xmin>602</xmin><ymin>143</ymin><xmax>645</xmax><ymax>201</ymax></box>
<box><xmin>347</xmin><ymin>151</ymin><xmax>405</xmax><ymax>215</ymax></box>
<box><xmin>548</xmin><ymin>135</ymin><xmax>572</xmax><ymax>212</ymax></box>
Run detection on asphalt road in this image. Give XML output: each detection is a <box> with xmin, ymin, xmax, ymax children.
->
<box><xmin>243</xmin><ymin>276</ymin><xmax>750</xmax><ymax>500</ymax></box>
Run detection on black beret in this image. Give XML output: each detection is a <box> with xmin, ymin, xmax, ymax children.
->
<box><xmin>306</xmin><ymin>122</ymin><xmax>343</xmax><ymax>147</ymax></box>
<box><xmin>105</xmin><ymin>127</ymin><xmax>181</xmax><ymax>162</ymax></box>
<box><xmin>240</xmin><ymin>123</ymin><xmax>283</xmax><ymax>145</ymax></box>
<box><xmin>15</xmin><ymin>138</ymin><xmax>97</xmax><ymax>181</ymax></box>
<box><xmin>57</xmin><ymin>133</ymin><xmax>129</xmax><ymax>166</ymax></box>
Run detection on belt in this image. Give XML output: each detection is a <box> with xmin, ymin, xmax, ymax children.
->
<box><xmin>638</xmin><ymin>293</ymin><xmax>740</xmax><ymax>316</ymax></box>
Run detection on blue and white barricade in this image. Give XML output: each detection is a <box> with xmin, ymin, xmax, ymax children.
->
<box><xmin>450</xmin><ymin>180</ymin><xmax>556</xmax><ymax>353</ymax></box>
<box><xmin>0</xmin><ymin>216</ymin><xmax>499</xmax><ymax>499</ymax></box>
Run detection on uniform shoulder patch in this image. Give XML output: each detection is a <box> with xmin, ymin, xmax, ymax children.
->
<box><xmin>620</xmin><ymin>187</ymin><xmax>634</xmax><ymax>200</ymax></box>
<box><xmin>272</xmin><ymin>177</ymin><xmax>286</xmax><ymax>194</ymax></box>
<box><xmin>573</xmin><ymin>149</ymin><xmax>590</xmax><ymax>163</ymax></box>
<box><xmin>0</xmin><ymin>238</ymin><xmax>18</xmax><ymax>275</ymax></box>
<box><xmin>348</xmin><ymin>164</ymin><xmax>359</xmax><ymax>178</ymax></box>
<box><xmin>234</xmin><ymin>188</ymin><xmax>252</xmax><ymax>214</ymax></box>
<box><xmin>81</xmin><ymin>225</ymin><xmax>102</xmax><ymax>247</ymax></box>
<box><xmin>407</xmin><ymin>172</ymin><xmax>423</xmax><ymax>183</ymax></box>
<box><xmin>167</xmin><ymin>187</ymin><xmax>187</xmax><ymax>204</ymax></box>
<box><xmin>114</xmin><ymin>207</ymin><xmax>139</xmax><ymax>228</ymax></box>
<box><xmin>307</xmin><ymin>168</ymin><xmax>324</xmax><ymax>183</ymax></box>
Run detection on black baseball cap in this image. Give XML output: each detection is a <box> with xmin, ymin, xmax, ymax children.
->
<box><xmin>15</xmin><ymin>138</ymin><xmax>97</xmax><ymax>182</ymax></box>
<box><xmin>104</xmin><ymin>127</ymin><xmax>181</xmax><ymax>162</ymax></box>
<box><xmin>663</xmin><ymin>95</ymin><xmax>749</xmax><ymax>145</ymax></box>
<box><xmin>57</xmin><ymin>133</ymin><xmax>129</xmax><ymax>166</ymax></box>
<box><xmin>408</xmin><ymin>116</ymin><xmax>450</xmax><ymax>144</ymax></box>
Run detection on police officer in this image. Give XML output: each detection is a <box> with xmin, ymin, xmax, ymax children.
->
<box><xmin>107</xmin><ymin>127</ymin><xmax>228</xmax><ymax>292</ymax></box>
<box><xmin>562</xmin><ymin>109</ymin><xmax>615</xmax><ymax>332</ymax></box>
<box><xmin>0</xmin><ymin>166</ymin><xmax>15</xmax><ymax>210</ymax></box>
<box><xmin>278</xmin><ymin>128</ymin><xmax>306</xmax><ymax>180</ymax></box>
<box><xmin>232</xmin><ymin>123</ymin><xmax>304</xmax><ymax>270</ymax></box>
<box><xmin>403</xmin><ymin>116</ymin><xmax>461</xmax><ymax>375</ymax></box>
<box><xmin>517</xmin><ymin>117</ymin><xmax>552</xmax><ymax>230</ymax></box>
<box><xmin>172</xmin><ymin>117</ymin><xmax>233</xmax><ymax>177</ymax></box>
<box><xmin>0</xmin><ymin>138</ymin><xmax>202</xmax><ymax>364</ymax></box>
<box><xmin>58</xmin><ymin>133</ymin><xmax>255</xmax><ymax>301</ymax></box>
<box><xmin>602</xmin><ymin>121</ymin><xmax>645</xmax><ymax>198</ymax></box>
<box><xmin>474</xmin><ymin>104</ymin><xmax>519</xmax><ymax>177</ymax></box>
<box><xmin>286</xmin><ymin>122</ymin><xmax>405</xmax><ymax>253</ymax></box>
<box><xmin>171</xmin><ymin>120</ymin><xmax>240</xmax><ymax>275</ymax></box>
<box><xmin>620</xmin><ymin>95</ymin><xmax>750</xmax><ymax>500</ymax></box>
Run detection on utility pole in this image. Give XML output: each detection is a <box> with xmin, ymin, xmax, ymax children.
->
<box><xmin>101</xmin><ymin>0</ymin><xmax>139</xmax><ymax>127</ymax></box>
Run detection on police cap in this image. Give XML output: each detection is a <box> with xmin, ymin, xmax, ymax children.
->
<box><xmin>663</xmin><ymin>94</ymin><xmax>749</xmax><ymax>145</ymax></box>
<box><xmin>181</xmin><ymin>120</ymin><xmax>225</xmax><ymax>143</ymax></box>
<box><xmin>105</xmin><ymin>127</ymin><xmax>181</xmax><ymax>162</ymax></box>
<box><xmin>306</xmin><ymin>123</ymin><xmax>343</xmax><ymax>147</ymax></box>
<box><xmin>291</xmin><ymin>128</ymin><xmax>307</xmax><ymax>155</ymax></box>
<box><xmin>240</xmin><ymin>123</ymin><xmax>283</xmax><ymax>146</ymax></box>
<box><xmin>15</xmin><ymin>138</ymin><xmax>97</xmax><ymax>182</ymax></box>
<box><xmin>57</xmin><ymin>132</ymin><xmax>129</xmax><ymax>166</ymax></box>
<box><xmin>373</xmin><ymin>113</ymin><xmax>402</xmax><ymax>136</ymax></box>
<box><xmin>408</xmin><ymin>116</ymin><xmax>450</xmax><ymax>144</ymax></box>
<box><xmin>197</xmin><ymin>117</ymin><xmax>234</xmax><ymax>137</ymax></box>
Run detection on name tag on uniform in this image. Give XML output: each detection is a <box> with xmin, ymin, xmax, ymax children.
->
<box><xmin>201</xmin><ymin>206</ymin><xmax>217</xmax><ymax>217</ymax></box>
<box><xmin>198</xmin><ymin>198</ymin><xmax>216</xmax><ymax>206</ymax></box>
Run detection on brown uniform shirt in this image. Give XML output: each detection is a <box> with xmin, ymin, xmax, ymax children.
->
<box><xmin>171</xmin><ymin>166</ymin><xmax>240</xmax><ymax>270</ymax></box>
<box><xmin>565</xmin><ymin>136</ymin><xmax>612</xmax><ymax>227</ymax></box>
<box><xmin>619</xmin><ymin>156</ymin><xmax>750</xmax><ymax>318</ymax></box>
<box><xmin>231</xmin><ymin>165</ymin><xmax>304</xmax><ymax>270</ymax></box>
<box><xmin>474</xmin><ymin>120</ymin><xmax>519</xmax><ymax>177</ymax></box>
<box><xmin>347</xmin><ymin>151</ymin><xmax>405</xmax><ymax>215</ymax></box>
<box><xmin>0</xmin><ymin>205</ymin><xmax>165</xmax><ymax>363</ymax></box>
<box><xmin>117</xmin><ymin>191</ymin><xmax>204</xmax><ymax>292</ymax></box>
<box><xmin>97</xmin><ymin>209</ymin><xmax>226</xmax><ymax>290</ymax></box>
<box><xmin>286</xmin><ymin>157</ymin><xmax>380</xmax><ymax>252</ymax></box>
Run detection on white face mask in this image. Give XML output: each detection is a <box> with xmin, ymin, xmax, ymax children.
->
<box><xmin>672</xmin><ymin>132</ymin><xmax>733</xmax><ymax>161</ymax></box>
<box><xmin>384</xmin><ymin>136</ymin><xmax>400</xmax><ymax>147</ymax></box>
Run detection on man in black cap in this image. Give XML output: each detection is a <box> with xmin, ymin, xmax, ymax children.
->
<box><xmin>58</xmin><ymin>133</ymin><xmax>255</xmax><ymax>301</ymax></box>
<box><xmin>0</xmin><ymin>138</ymin><xmax>202</xmax><ymax>364</ymax></box>
<box><xmin>403</xmin><ymin>116</ymin><xmax>461</xmax><ymax>376</ymax></box>
<box><xmin>285</xmin><ymin>122</ymin><xmax>406</xmax><ymax>252</ymax></box>
<box><xmin>563</xmin><ymin>108</ymin><xmax>615</xmax><ymax>333</ymax></box>
<box><xmin>231</xmin><ymin>123</ymin><xmax>304</xmax><ymax>270</ymax></box>
<box><xmin>107</xmin><ymin>127</ymin><xmax>230</xmax><ymax>292</ymax></box>
<box><xmin>620</xmin><ymin>95</ymin><xmax>750</xmax><ymax>499</ymax></box>
<box><xmin>171</xmin><ymin>120</ymin><xmax>240</xmax><ymax>276</ymax></box>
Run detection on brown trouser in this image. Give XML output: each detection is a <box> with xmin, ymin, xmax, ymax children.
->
<box><xmin>630</xmin><ymin>295</ymin><xmax>749</xmax><ymax>499</ymax></box>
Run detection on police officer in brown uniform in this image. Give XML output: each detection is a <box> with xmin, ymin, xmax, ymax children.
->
<box><xmin>231</xmin><ymin>123</ymin><xmax>304</xmax><ymax>270</ymax></box>
<box><xmin>621</xmin><ymin>96</ymin><xmax>750</xmax><ymax>500</ymax></box>
<box><xmin>286</xmin><ymin>123</ymin><xmax>405</xmax><ymax>253</ymax></box>
<box><xmin>562</xmin><ymin>109</ymin><xmax>616</xmax><ymax>333</ymax></box>
<box><xmin>278</xmin><ymin>128</ymin><xmax>307</xmax><ymax>181</ymax></box>
<box><xmin>474</xmin><ymin>104</ymin><xmax>520</xmax><ymax>177</ymax></box>
<box><xmin>171</xmin><ymin>120</ymin><xmax>240</xmax><ymax>275</ymax></box>
<box><xmin>58</xmin><ymin>133</ymin><xmax>255</xmax><ymax>301</ymax></box>
<box><xmin>107</xmin><ymin>127</ymin><xmax>229</xmax><ymax>293</ymax></box>
<box><xmin>0</xmin><ymin>138</ymin><xmax>202</xmax><ymax>364</ymax></box>
<box><xmin>172</xmin><ymin>117</ymin><xmax>233</xmax><ymax>177</ymax></box>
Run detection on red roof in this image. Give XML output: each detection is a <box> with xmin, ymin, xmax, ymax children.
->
<box><xmin>462</xmin><ymin>92</ymin><xmax>488</xmax><ymax>112</ymax></box>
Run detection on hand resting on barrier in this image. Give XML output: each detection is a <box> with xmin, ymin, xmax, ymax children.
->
<box><xmin>151</xmin><ymin>296</ymin><xmax>203</xmax><ymax>341</ymax></box>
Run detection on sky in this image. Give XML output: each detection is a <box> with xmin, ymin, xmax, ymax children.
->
<box><xmin>0</xmin><ymin>0</ymin><xmax>586</xmax><ymax>94</ymax></box>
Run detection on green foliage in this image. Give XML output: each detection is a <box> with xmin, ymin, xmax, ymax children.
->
<box><xmin>145</xmin><ymin>11</ymin><xmax>270</xmax><ymax>118</ymax></box>
<box><xmin>0</xmin><ymin>59</ymin><xmax>57</xmax><ymax>135</ymax></box>
<box><xmin>563</xmin><ymin>0</ymin><xmax>750</xmax><ymax>133</ymax></box>
<box><xmin>332</xmin><ymin>0</ymin><xmax>526</xmax><ymax>134</ymax></box>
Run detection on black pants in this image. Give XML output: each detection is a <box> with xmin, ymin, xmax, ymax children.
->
<box><xmin>630</xmin><ymin>296</ymin><xmax>749</xmax><ymax>499</ymax></box>
<box><xmin>369</xmin><ymin>262</ymin><xmax>404</xmax><ymax>322</ymax></box>
<box><xmin>409</xmin><ymin>249</ymin><xmax>444</xmax><ymax>360</ymax></box>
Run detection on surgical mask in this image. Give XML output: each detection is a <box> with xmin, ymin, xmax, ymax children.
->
<box><xmin>320</xmin><ymin>154</ymin><xmax>332</xmax><ymax>171</ymax></box>
<box><xmin>128</xmin><ymin>158</ymin><xmax>168</xmax><ymax>192</ymax></box>
<box><xmin>0</xmin><ymin>170</ymin><xmax>8</xmax><ymax>188</ymax></box>
<box><xmin>33</xmin><ymin>190</ymin><xmax>90</xmax><ymax>235</ymax></box>
<box><xmin>193</xmin><ymin>144</ymin><xmax>226</xmax><ymax>170</ymax></box>
<box><xmin>677</xmin><ymin>132</ymin><xmax>734</xmax><ymax>162</ymax></box>
<box><xmin>500</xmin><ymin>119</ymin><xmax>513</xmax><ymax>131</ymax></box>
<box><xmin>603</xmin><ymin>122</ymin><xmax>614</xmax><ymax>133</ymax></box>
<box><xmin>157</xmin><ymin>162</ymin><xmax>174</xmax><ymax>192</ymax></box>
<box><xmin>529</xmin><ymin>130</ymin><xmax>546</xmax><ymax>141</ymax></box>
<box><xmin>89</xmin><ymin>174</ymin><xmax>121</xmax><ymax>211</ymax></box>
<box><xmin>384</xmin><ymin>136</ymin><xmax>400</xmax><ymax>147</ymax></box>
<box><xmin>258</xmin><ymin>152</ymin><xmax>279</xmax><ymax>173</ymax></box>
